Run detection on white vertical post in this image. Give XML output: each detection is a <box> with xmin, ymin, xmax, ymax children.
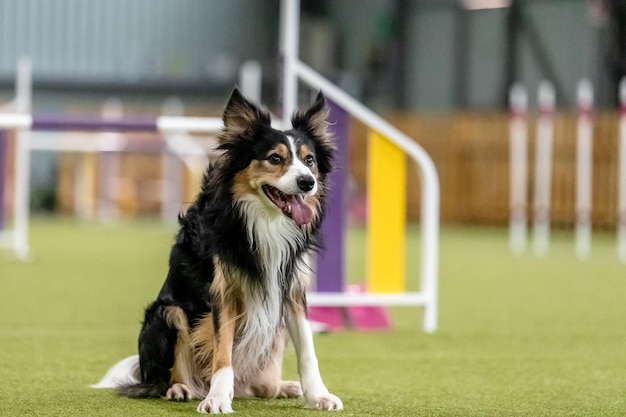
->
<box><xmin>13</xmin><ymin>57</ymin><xmax>32</xmax><ymax>260</ymax></box>
<box><xmin>239</xmin><ymin>60</ymin><xmax>263</xmax><ymax>104</ymax></box>
<box><xmin>532</xmin><ymin>81</ymin><xmax>555</xmax><ymax>257</ymax></box>
<box><xmin>161</xmin><ymin>97</ymin><xmax>185</xmax><ymax>224</ymax></box>
<box><xmin>279</xmin><ymin>0</ymin><xmax>300</xmax><ymax>127</ymax></box>
<box><xmin>98</xmin><ymin>97</ymin><xmax>124</xmax><ymax>222</ymax></box>
<box><xmin>509</xmin><ymin>83</ymin><xmax>529</xmax><ymax>255</ymax></box>
<box><xmin>575</xmin><ymin>79</ymin><xmax>594</xmax><ymax>260</ymax></box>
<box><xmin>617</xmin><ymin>78</ymin><xmax>626</xmax><ymax>263</ymax></box>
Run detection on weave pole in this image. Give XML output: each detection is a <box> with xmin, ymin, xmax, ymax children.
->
<box><xmin>575</xmin><ymin>79</ymin><xmax>594</xmax><ymax>260</ymax></box>
<box><xmin>367</xmin><ymin>131</ymin><xmax>406</xmax><ymax>293</ymax></box>
<box><xmin>532</xmin><ymin>81</ymin><xmax>556</xmax><ymax>257</ymax></box>
<box><xmin>509</xmin><ymin>83</ymin><xmax>529</xmax><ymax>255</ymax></box>
<box><xmin>617</xmin><ymin>78</ymin><xmax>626</xmax><ymax>263</ymax></box>
<box><xmin>315</xmin><ymin>100</ymin><xmax>349</xmax><ymax>292</ymax></box>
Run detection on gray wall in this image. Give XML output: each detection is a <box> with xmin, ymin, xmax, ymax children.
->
<box><xmin>0</xmin><ymin>0</ymin><xmax>278</xmax><ymax>82</ymax></box>
<box><xmin>329</xmin><ymin>0</ymin><xmax>606</xmax><ymax>111</ymax></box>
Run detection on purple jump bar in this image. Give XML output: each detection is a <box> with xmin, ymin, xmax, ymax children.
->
<box><xmin>31</xmin><ymin>115</ymin><xmax>159</xmax><ymax>132</ymax></box>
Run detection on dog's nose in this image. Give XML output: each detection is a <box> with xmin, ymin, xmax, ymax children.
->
<box><xmin>297</xmin><ymin>175</ymin><xmax>315</xmax><ymax>192</ymax></box>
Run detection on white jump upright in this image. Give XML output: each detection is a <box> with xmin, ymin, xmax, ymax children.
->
<box><xmin>575</xmin><ymin>79</ymin><xmax>594</xmax><ymax>260</ymax></box>
<box><xmin>161</xmin><ymin>97</ymin><xmax>186</xmax><ymax>224</ymax></box>
<box><xmin>532</xmin><ymin>81</ymin><xmax>556</xmax><ymax>257</ymax></box>
<box><xmin>96</xmin><ymin>97</ymin><xmax>124</xmax><ymax>222</ymax></box>
<box><xmin>280</xmin><ymin>0</ymin><xmax>440</xmax><ymax>333</ymax></box>
<box><xmin>617</xmin><ymin>78</ymin><xmax>626</xmax><ymax>263</ymax></box>
<box><xmin>12</xmin><ymin>58</ymin><xmax>33</xmax><ymax>260</ymax></box>
<box><xmin>509</xmin><ymin>83</ymin><xmax>529</xmax><ymax>255</ymax></box>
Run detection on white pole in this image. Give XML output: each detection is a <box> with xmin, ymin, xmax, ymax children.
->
<box><xmin>509</xmin><ymin>83</ymin><xmax>529</xmax><ymax>255</ymax></box>
<box><xmin>532</xmin><ymin>81</ymin><xmax>555</xmax><ymax>257</ymax></box>
<box><xmin>279</xmin><ymin>0</ymin><xmax>300</xmax><ymax>127</ymax></box>
<box><xmin>13</xmin><ymin>57</ymin><xmax>32</xmax><ymax>260</ymax></box>
<box><xmin>575</xmin><ymin>79</ymin><xmax>594</xmax><ymax>260</ymax></box>
<box><xmin>161</xmin><ymin>97</ymin><xmax>185</xmax><ymax>224</ymax></box>
<box><xmin>293</xmin><ymin>60</ymin><xmax>440</xmax><ymax>333</ymax></box>
<box><xmin>98</xmin><ymin>97</ymin><xmax>124</xmax><ymax>222</ymax></box>
<box><xmin>239</xmin><ymin>60</ymin><xmax>263</xmax><ymax>104</ymax></box>
<box><xmin>617</xmin><ymin>78</ymin><xmax>626</xmax><ymax>263</ymax></box>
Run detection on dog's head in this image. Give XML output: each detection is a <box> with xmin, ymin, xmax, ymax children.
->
<box><xmin>217</xmin><ymin>87</ymin><xmax>334</xmax><ymax>227</ymax></box>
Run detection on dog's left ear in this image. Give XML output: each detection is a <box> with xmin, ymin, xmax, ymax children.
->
<box><xmin>221</xmin><ymin>87</ymin><xmax>271</xmax><ymax>147</ymax></box>
<box><xmin>291</xmin><ymin>91</ymin><xmax>329</xmax><ymax>140</ymax></box>
<box><xmin>292</xmin><ymin>91</ymin><xmax>334</xmax><ymax>175</ymax></box>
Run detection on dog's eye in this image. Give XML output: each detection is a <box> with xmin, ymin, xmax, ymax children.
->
<box><xmin>267</xmin><ymin>154</ymin><xmax>283</xmax><ymax>165</ymax></box>
<box><xmin>304</xmin><ymin>155</ymin><xmax>315</xmax><ymax>167</ymax></box>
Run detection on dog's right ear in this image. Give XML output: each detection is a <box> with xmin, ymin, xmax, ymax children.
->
<box><xmin>220</xmin><ymin>87</ymin><xmax>271</xmax><ymax>147</ymax></box>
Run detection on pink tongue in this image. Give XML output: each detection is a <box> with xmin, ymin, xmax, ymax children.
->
<box><xmin>285</xmin><ymin>196</ymin><xmax>313</xmax><ymax>226</ymax></box>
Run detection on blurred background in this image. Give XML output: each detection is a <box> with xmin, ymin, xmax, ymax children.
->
<box><xmin>0</xmin><ymin>0</ymin><xmax>625</xmax><ymax>228</ymax></box>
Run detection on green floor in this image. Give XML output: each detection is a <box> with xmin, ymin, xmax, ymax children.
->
<box><xmin>1</xmin><ymin>218</ymin><xmax>625</xmax><ymax>416</ymax></box>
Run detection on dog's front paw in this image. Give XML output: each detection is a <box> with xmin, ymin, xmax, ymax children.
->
<box><xmin>196</xmin><ymin>395</ymin><xmax>233</xmax><ymax>414</ymax></box>
<box><xmin>306</xmin><ymin>393</ymin><xmax>343</xmax><ymax>411</ymax></box>
<box><xmin>166</xmin><ymin>383</ymin><xmax>193</xmax><ymax>401</ymax></box>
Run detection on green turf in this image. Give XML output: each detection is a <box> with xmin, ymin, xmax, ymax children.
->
<box><xmin>1</xmin><ymin>218</ymin><xmax>625</xmax><ymax>416</ymax></box>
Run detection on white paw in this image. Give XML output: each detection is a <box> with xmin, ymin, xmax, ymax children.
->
<box><xmin>166</xmin><ymin>383</ymin><xmax>193</xmax><ymax>401</ymax></box>
<box><xmin>306</xmin><ymin>393</ymin><xmax>343</xmax><ymax>411</ymax></box>
<box><xmin>196</xmin><ymin>395</ymin><xmax>233</xmax><ymax>414</ymax></box>
<box><xmin>278</xmin><ymin>380</ymin><xmax>303</xmax><ymax>398</ymax></box>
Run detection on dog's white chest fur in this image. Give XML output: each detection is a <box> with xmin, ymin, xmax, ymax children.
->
<box><xmin>232</xmin><ymin>200</ymin><xmax>303</xmax><ymax>379</ymax></box>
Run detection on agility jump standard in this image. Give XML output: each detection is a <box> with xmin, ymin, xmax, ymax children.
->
<box><xmin>0</xmin><ymin>112</ymin><xmax>223</xmax><ymax>261</ymax></box>
<box><xmin>280</xmin><ymin>0</ymin><xmax>439</xmax><ymax>333</ymax></box>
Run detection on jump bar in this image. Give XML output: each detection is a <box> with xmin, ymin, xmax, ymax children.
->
<box><xmin>0</xmin><ymin>113</ymin><xmax>223</xmax><ymax>133</ymax></box>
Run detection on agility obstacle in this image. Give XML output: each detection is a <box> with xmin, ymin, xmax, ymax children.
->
<box><xmin>0</xmin><ymin>0</ymin><xmax>440</xmax><ymax>332</ymax></box>
<box><xmin>509</xmin><ymin>83</ymin><xmax>529</xmax><ymax>255</ymax></box>
<box><xmin>508</xmin><ymin>77</ymin><xmax>626</xmax><ymax>262</ymax></box>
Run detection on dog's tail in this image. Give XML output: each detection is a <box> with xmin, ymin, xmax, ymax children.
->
<box><xmin>91</xmin><ymin>355</ymin><xmax>141</xmax><ymax>389</ymax></box>
<box><xmin>117</xmin><ymin>382</ymin><xmax>168</xmax><ymax>398</ymax></box>
<box><xmin>91</xmin><ymin>354</ymin><xmax>168</xmax><ymax>398</ymax></box>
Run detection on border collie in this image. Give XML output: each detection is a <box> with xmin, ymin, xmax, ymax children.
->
<box><xmin>93</xmin><ymin>88</ymin><xmax>343</xmax><ymax>413</ymax></box>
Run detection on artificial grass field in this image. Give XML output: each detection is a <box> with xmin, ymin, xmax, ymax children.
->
<box><xmin>1</xmin><ymin>218</ymin><xmax>625</xmax><ymax>416</ymax></box>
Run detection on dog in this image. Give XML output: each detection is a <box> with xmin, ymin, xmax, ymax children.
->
<box><xmin>93</xmin><ymin>87</ymin><xmax>343</xmax><ymax>413</ymax></box>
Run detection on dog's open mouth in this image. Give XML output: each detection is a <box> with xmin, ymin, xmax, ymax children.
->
<box><xmin>262</xmin><ymin>185</ymin><xmax>314</xmax><ymax>226</ymax></box>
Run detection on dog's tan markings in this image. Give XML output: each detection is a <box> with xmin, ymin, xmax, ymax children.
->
<box><xmin>162</xmin><ymin>306</ymin><xmax>202</xmax><ymax>399</ymax></box>
<box><xmin>232</xmin><ymin>165</ymin><xmax>256</xmax><ymax>201</ymax></box>
<box><xmin>297</xmin><ymin>144</ymin><xmax>319</xmax><ymax>176</ymax></box>
<box><xmin>231</xmin><ymin>143</ymin><xmax>293</xmax><ymax>201</ymax></box>
<box><xmin>191</xmin><ymin>313</ymin><xmax>215</xmax><ymax>383</ymax></box>
<box><xmin>209</xmin><ymin>260</ymin><xmax>240</xmax><ymax>374</ymax></box>
<box><xmin>285</xmin><ymin>272</ymin><xmax>308</xmax><ymax>318</ymax></box>
<box><xmin>265</xmin><ymin>143</ymin><xmax>292</xmax><ymax>175</ymax></box>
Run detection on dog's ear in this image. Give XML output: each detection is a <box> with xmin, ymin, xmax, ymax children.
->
<box><xmin>221</xmin><ymin>87</ymin><xmax>271</xmax><ymax>147</ymax></box>
<box><xmin>292</xmin><ymin>91</ymin><xmax>334</xmax><ymax>175</ymax></box>
<box><xmin>291</xmin><ymin>90</ymin><xmax>329</xmax><ymax>140</ymax></box>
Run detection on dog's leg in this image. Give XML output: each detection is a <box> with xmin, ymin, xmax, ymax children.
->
<box><xmin>163</xmin><ymin>306</ymin><xmax>204</xmax><ymax>401</ymax></box>
<box><xmin>286</xmin><ymin>302</ymin><xmax>343</xmax><ymax>411</ymax></box>
<box><xmin>197</xmin><ymin>264</ymin><xmax>237</xmax><ymax>414</ymax></box>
